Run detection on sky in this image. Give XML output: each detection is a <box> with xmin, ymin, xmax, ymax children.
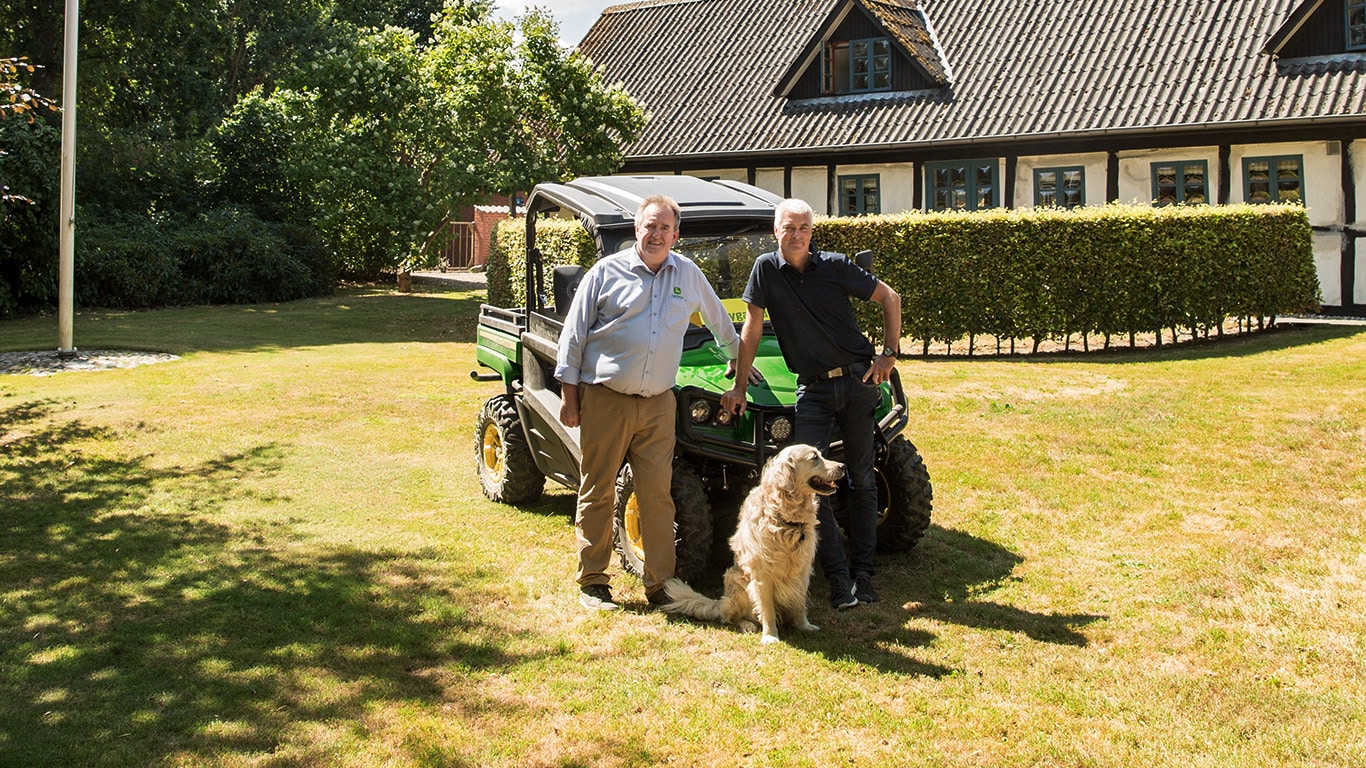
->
<box><xmin>492</xmin><ymin>1</ymin><xmax>616</xmax><ymax>47</ymax></box>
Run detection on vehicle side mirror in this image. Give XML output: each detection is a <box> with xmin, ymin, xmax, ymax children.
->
<box><xmin>854</xmin><ymin>250</ymin><xmax>875</xmax><ymax>275</ymax></box>
<box><xmin>552</xmin><ymin>265</ymin><xmax>585</xmax><ymax>313</ymax></box>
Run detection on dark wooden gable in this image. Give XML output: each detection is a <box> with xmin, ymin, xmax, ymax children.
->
<box><xmin>1266</xmin><ymin>0</ymin><xmax>1363</xmax><ymax>57</ymax></box>
<box><xmin>777</xmin><ymin>0</ymin><xmax>948</xmax><ymax>100</ymax></box>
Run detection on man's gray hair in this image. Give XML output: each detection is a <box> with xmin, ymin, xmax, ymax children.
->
<box><xmin>775</xmin><ymin>198</ymin><xmax>814</xmax><ymax>222</ymax></box>
<box><xmin>636</xmin><ymin>194</ymin><xmax>682</xmax><ymax>227</ymax></box>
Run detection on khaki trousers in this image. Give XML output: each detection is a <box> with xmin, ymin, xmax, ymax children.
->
<box><xmin>575</xmin><ymin>383</ymin><xmax>676</xmax><ymax>594</ymax></box>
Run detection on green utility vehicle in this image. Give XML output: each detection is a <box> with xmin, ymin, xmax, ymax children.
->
<box><xmin>473</xmin><ymin>175</ymin><xmax>932</xmax><ymax>581</ymax></box>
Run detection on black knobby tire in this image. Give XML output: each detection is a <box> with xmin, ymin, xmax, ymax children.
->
<box><xmin>614</xmin><ymin>461</ymin><xmax>713</xmax><ymax>582</ymax></box>
<box><xmin>475</xmin><ymin>394</ymin><xmax>545</xmax><ymax>504</ymax></box>
<box><xmin>875</xmin><ymin>435</ymin><xmax>933</xmax><ymax>552</ymax></box>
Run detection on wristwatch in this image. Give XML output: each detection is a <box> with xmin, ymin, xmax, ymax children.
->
<box><xmin>880</xmin><ymin>346</ymin><xmax>897</xmax><ymax>357</ymax></box>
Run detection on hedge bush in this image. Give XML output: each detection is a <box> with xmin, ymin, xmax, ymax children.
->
<box><xmin>76</xmin><ymin>208</ymin><xmax>333</xmax><ymax>310</ymax></box>
<box><xmin>488</xmin><ymin>217</ymin><xmax>596</xmax><ymax>307</ymax></box>
<box><xmin>489</xmin><ymin>203</ymin><xmax>1320</xmax><ymax>352</ymax></box>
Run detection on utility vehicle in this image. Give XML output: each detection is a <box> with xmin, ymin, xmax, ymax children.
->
<box><xmin>473</xmin><ymin>175</ymin><xmax>932</xmax><ymax>580</ymax></box>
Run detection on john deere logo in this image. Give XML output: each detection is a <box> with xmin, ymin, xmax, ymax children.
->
<box><xmin>673</xmin><ymin>287</ymin><xmax>683</xmax><ymax>297</ymax></box>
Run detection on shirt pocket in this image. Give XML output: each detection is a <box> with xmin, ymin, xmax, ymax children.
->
<box><xmin>662</xmin><ymin>297</ymin><xmax>695</xmax><ymax>334</ymax></box>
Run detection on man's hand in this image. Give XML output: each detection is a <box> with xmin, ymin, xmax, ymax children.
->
<box><xmin>560</xmin><ymin>383</ymin><xmax>580</xmax><ymax>427</ymax></box>
<box><xmin>720</xmin><ymin>385</ymin><xmax>748</xmax><ymax>416</ymax></box>
<box><xmin>862</xmin><ymin>354</ymin><xmax>897</xmax><ymax>385</ymax></box>
<box><xmin>725</xmin><ymin>358</ymin><xmax>764</xmax><ymax>385</ymax></box>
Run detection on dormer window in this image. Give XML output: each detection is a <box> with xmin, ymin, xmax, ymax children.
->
<box><xmin>1349</xmin><ymin>0</ymin><xmax>1366</xmax><ymax>49</ymax></box>
<box><xmin>822</xmin><ymin>37</ymin><xmax>892</xmax><ymax>94</ymax></box>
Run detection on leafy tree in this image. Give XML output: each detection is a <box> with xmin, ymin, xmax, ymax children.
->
<box><xmin>218</xmin><ymin>2</ymin><xmax>645</xmax><ymax>279</ymax></box>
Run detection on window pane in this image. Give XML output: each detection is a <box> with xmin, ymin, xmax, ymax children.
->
<box><xmin>1063</xmin><ymin>188</ymin><xmax>1081</xmax><ymax>207</ymax></box>
<box><xmin>1062</xmin><ymin>170</ymin><xmax>1082</xmax><ymax>190</ymax></box>
<box><xmin>1247</xmin><ymin>160</ymin><xmax>1271</xmax><ymax>203</ymax></box>
<box><xmin>1038</xmin><ymin>170</ymin><xmax>1058</xmax><ymax>192</ymax></box>
<box><xmin>853</xmin><ymin>74</ymin><xmax>870</xmax><ymax>90</ymax></box>
<box><xmin>1276</xmin><ymin>159</ymin><xmax>1302</xmax><ymax>202</ymax></box>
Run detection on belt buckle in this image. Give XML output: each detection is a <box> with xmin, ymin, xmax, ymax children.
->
<box><xmin>824</xmin><ymin>366</ymin><xmax>843</xmax><ymax>379</ymax></box>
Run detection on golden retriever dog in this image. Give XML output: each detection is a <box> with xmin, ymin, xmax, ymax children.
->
<box><xmin>662</xmin><ymin>444</ymin><xmax>844</xmax><ymax>644</ymax></box>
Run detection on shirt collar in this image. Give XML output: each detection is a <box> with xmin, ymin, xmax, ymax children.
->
<box><xmin>630</xmin><ymin>244</ymin><xmax>677</xmax><ymax>275</ymax></box>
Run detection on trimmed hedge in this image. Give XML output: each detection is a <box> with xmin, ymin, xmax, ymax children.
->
<box><xmin>488</xmin><ymin>217</ymin><xmax>597</xmax><ymax>307</ymax></box>
<box><xmin>490</xmin><ymin>203</ymin><xmax>1320</xmax><ymax>352</ymax></box>
<box><xmin>816</xmin><ymin>203</ymin><xmax>1319</xmax><ymax>352</ymax></box>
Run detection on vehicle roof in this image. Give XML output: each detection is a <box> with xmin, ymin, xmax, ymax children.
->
<box><xmin>525</xmin><ymin>175</ymin><xmax>783</xmax><ymax>231</ymax></box>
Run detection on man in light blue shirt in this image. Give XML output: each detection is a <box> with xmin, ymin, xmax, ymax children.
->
<box><xmin>556</xmin><ymin>194</ymin><xmax>742</xmax><ymax>611</ymax></box>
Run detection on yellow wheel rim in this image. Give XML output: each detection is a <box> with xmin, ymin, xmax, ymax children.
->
<box><xmin>624</xmin><ymin>493</ymin><xmax>646</xmax><ymax>559</ymax></box>
<box><xmin>481</xmin><ymin>423</ymin><xmax>506</xmax><ymax>482</ymax></box>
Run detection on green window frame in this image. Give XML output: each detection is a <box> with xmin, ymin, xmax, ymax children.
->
<box><xmin>1349</xmin><ymin>0</ymin><xmax>1366</xmax><ymax>50</ymax></box>
<box><xmin>926</xmin><ymin>160</ymin><xmax>999</xmax><ymax>211</ymax></box>
<box><xmin>822</xmin><ymin>37</ymin><xmax>892</xmax><ymax>94</ymax></box>
<box><xmin>1151</xmin><ymin>160</ymin><xmax>1208</xmax><ymax>206</ymax></box>
<box><xmin>1034</xmin><ymin>166</ymin><xmax>1085</xmax><ymax>208</ymax></box>
<box><xmin>839</xmin><ymin>174</ymin><xmax>881</xmax><ymax>215</ymax></box>
<box><xmin>1243</xmin><ymin>155</ymin><xmax>1305</xmax><ymax>205</ymax></box>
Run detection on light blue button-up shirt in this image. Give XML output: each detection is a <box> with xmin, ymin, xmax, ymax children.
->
<box><xmin>556</xmin><ymin>246</ymin><xmax>740</xmax><ymax>397</ymax></box>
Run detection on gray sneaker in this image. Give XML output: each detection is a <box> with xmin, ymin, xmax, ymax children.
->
<box><xmin>828</xmin><ymin>575</ymin><xmax>858</xmax><ymax>610</ymax></box>
<box><xmin>579</xmin><ymin>584</ymin><xmax>620</xmax><ymax>611</ymax></box>
<box><xmin>853</xmin><ymin>574</ymin><xmax>879</xmax><ymax>604</ymax></box>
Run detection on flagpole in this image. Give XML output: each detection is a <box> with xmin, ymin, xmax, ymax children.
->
<box><xmin>57</xmin><ymin>0</ymin><xmax>79</xmax><ymax>357</ymax></box>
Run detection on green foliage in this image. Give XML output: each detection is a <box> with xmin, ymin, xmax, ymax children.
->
<box><xmin>76</xmin><ymin>208</ymin><xmax>331</xmax><ymax>309</ymax></box>
<box><xmin>1</xmin><ymin>0</ymin><xmax>642</xmax><ymax>307</ymax></box>
<box><xmin>487</xmin><ymin>217</ymin><xmax>596</xmax><ymax>306</ymax></box>
<box><xmin>0</xmin><ymin>117</ymin><xmax>59</xmax><ymax>318</ymax></box>
<box><xmin>817</xmin><ymin>203</ymin><xmax>1320</xmax><ymax>351</ymax></box>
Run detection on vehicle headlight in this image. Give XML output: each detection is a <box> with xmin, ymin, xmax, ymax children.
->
<box><xmin>768</xmin><ymin>416</ymin><xmax>793</xmax><ymax>442</ymax></box>
<box><xmin>689</xmin><ymin>399</ymin><xmax>714</xmax><ymax>424</ymax></box>
<box><xmin>715</xmin><ymin>407</ymin><xmax>733</xmax><ymax>426</ymax></box>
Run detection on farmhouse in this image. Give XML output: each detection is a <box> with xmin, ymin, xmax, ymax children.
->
<box><xmin>578</xmin><ymin>0</ymin><xmax>1366</xmax><ymax>314</ymax></box>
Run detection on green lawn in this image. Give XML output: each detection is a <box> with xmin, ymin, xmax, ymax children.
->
<box><xmin>2</xmin><ymin>277</ymin><xmax>1363</xmax><ymax>767</ymax></box>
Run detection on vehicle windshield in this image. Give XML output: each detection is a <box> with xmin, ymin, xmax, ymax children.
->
<box><xmin>675</xmin><ymin>230</ymin><xmax>777</xmax><ymax>302</ymax></box>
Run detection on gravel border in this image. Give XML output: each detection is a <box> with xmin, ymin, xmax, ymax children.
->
<box><xmin>0</xmin><ymin>349</ymin><xmax>180</xmax><ymax>376</ymax></box>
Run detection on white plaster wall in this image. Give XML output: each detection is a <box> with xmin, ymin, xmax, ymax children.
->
<box><xmin>791</xmin><ymin>167</ymin><xmax>828</xmax><ymax>213</ymax></box>
<box><xmin>1014</xmin><ymin>152</ymin><xmax>1109</xmax><ymax>207</ymax></box>
<box><xmin>754</xmin><ymin>168</ymin><xmax>785</xmax><ymax>199</ymax></box>
<box><xmin>1228</xmin><ymin>141</ymin><xmax>1342</xmax><ymax>227</ymax></box>
<box><xmin>1356</xmin><ymin>242</ymin><xmax>1366</xmax><ymax>306</ymax></box>
<box><xmin>834</xmin><ymin>163</ymin><xmax>916</xmax><ymax>214</ymax></box>
<box><xmin>1313</xmin><ymin>231</ymin><xmax>1342</xmax><ymax>306</ymax></box>
<box><xmin>1116</xmin><ymin>147</ymin><xmax>1220</xmax><ymax>206</ymax></box>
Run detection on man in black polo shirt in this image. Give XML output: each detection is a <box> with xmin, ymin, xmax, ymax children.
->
<box><xmin>721</xmin><ymin>198</ymin><xmax>902</xmax><ymax>610</ymax></box>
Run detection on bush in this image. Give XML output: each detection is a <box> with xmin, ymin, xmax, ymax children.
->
<box><xmin>490</xmin><ymin>203</ymin><xmax>1321</xmax><ymax>351</ymax></box>
<box><xmin>488</xmin><ymin>217</ymin><xmax>595</xmax><ymax>307</ymax></box>
<box><xmin>75</xmin><ymin>208</ymin><xmax>333</xmax><ymax>309</ymax></box>
<box><xmin>0</xmin><ymin>117</ymin><xmax>60</xmax><ymax>318</ymax></box>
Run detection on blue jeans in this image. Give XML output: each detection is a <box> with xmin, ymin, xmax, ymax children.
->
<box><xmin>793</xmin><ymin>365</ymin><xmax>881</xmax><ymax>581</ymax></box>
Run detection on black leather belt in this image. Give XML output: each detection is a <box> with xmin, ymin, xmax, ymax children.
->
<box><xmin>813</xmin><ymin>361</ymin><xmax>870</xmax><ymax>380</ymax></box>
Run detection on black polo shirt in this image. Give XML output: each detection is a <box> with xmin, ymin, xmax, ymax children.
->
<box><xmin>742</xmin><ymin>249</ymin><xmax>879</xmax><ymax>380</ymax></box>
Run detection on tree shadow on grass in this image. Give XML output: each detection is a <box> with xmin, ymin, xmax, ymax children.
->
<box><xmin>0</xmin><ymin>399</ymin><xmax>655</xmax><ymax>767</ymax></box>
<box><xmin>792</xmin><ymin>525</ymin><xmax>1104</xmax><ymax>677</ymax></box>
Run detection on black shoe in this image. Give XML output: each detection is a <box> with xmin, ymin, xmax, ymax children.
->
<box><xmin>646</xmin><ymin>587</ymin><xmax>673</xmax><ymax>608</ymax></box>
<box><xmin>829</xmin><ymin>575</ymin><xmax>858</xmax><ymax>610</ymax></box>
<box><xmin>853</xmin><ymin>574</ymin><xmax>879</xmax><ymax>604</ymax></box>
<box><xmin>579</xmin><ymin>584</ymin><xmax>619</xmax><ymax>611</ymax></box>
